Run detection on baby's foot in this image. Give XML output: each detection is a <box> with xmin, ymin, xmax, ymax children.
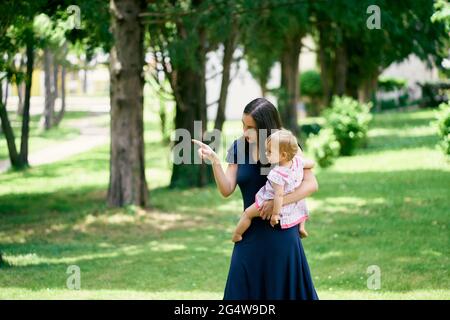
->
<box><xmin>299</xmin><ymin>227</ymin><xmax>308</xmax><ymax>239</ymax></box>
<box><xmin>232</xmin><ymin>233</ymin><xmax>243</xmax><ymax>243</ymax></box>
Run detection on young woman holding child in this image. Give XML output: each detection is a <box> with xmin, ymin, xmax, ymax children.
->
<box><xmin>192</xmin><ymin>98</ymin><xmax>319</xmax><ymax>300</ymax></box>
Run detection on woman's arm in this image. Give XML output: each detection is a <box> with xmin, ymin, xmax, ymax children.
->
<box><xmin>259</xmin><ymin>170</ymin><xmax>319</xmax><ymax>220</ymax></box>
<box><xmin>282</xmin><ymin>168</ymin><xmax>318</xmax><ymax>204</ymax></box>
<box><xmin>212</xmin><ymin>161</ymin><xmax>238</xmax><ymax>197</ymax></box>
<box><xmin>192</xmin><ymin>139</ymin><xmax>238</xmax><ymax>198</ymax></box>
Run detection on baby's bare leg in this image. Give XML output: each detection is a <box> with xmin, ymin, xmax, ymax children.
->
<box><xmin>232</xmin><ymin>203</ymin><xmax>260</xmax><ymax>242</ymax></box>
<box><xmin>299</xmin><ymin>220</ymin><xmax>308</xmax><ymax>238</ymax></box>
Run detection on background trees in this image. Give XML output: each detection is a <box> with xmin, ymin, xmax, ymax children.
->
<box><xmin>1</xmin><ymin>0</ymin><xmax>448</xmax><ymax>207</ymax></box>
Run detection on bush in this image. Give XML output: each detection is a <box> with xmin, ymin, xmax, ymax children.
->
<box><xmin>325</xmin><ymin>96</ymin><xmax>373</xmax><ymax>156</ymax></box>
<box><xmin>300</xmin><ymin>70</ymin><xmax>323</xmax><ymax>116</ymax></box>
<box><xmin>300</xmin><ymin>123</ymin><xmax>321</xmax><ymax>136</ymax></box>
<box><xmin>435</xmin><ymin>102</ymin><xmax>450</xmax><ymax>155</ymax></box>
<box><xmin>377</xmin><ymin>77</ymin><xmax>407</xmax><ymax>91</ymax></box>
<box><xmin>307</xmin><ymin>129</ymin><xmax>340</xmax><ymax>168</ymax></box>
<box><xmin>418</xmin><ymin>81</ymin><xmax>450</xmax><ymax>108</ymax></box>
<box><xmin>300</xmin><ymin>70</ymin><xmax>323</xmax><ymax>98</ymax></box>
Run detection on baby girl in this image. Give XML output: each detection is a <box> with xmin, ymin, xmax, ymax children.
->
<box><xmin>232</xmin><ymin>129</ymin><xmax>315</xmax><ymax>243</ymax></box>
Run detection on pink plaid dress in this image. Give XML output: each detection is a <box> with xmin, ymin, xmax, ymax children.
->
<box><xmin>254</xmin><ymin>155</ymin><xmax>309</xmax><ymax>229</ymax></box>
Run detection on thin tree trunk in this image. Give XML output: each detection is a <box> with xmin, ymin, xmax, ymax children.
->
<box><xmin>54</xmin><ymin>63</ymin><xmax>66</xmax><ymax>125</ymax></box>
<box><xmin>108</xmin><ymin>0</ymin><xmax>148</xmax><ymax>207</ymax></box>
<box><xmin>4</xmin><ymin>82</ymin><xmax>9</xmax><ymax>106</ymax></box>
<box><xmin>214</xmin><ymin>22</ymin><xmax>238</xmax><ymax>132</ymax></box>
<box><xmin>19</xmin><ymin>36</ymin><xmax>34</xmax><ymax>167</ymax></box>
<box><xmin>16</xmin><ymin>54</ymin><xmax>25</xmax><ymax>115</ymax></box>
<box><xmin>0</xmin><ymin>80</ymin><xmax>21</xmax><ymax>167</ymax></box>
<box><xmin>318</xmin><ymin>26</ymin><xmax>332</xmax><ymax>106</ymax></box>
<box><xmin>42</xmin><ymin>47</ymin><xmax>55</xmax><ymax>130</ymax></box>
<box><xmin>279</xmin><ymin>33</ymin><xmax>302</xmax><ymax>137</ymax></box>
<box><xmin>260</xmin><ymin>80</ymin><xmax>268</xmax><ymax>97</ymax></box>
<box><xmin>55</xmin><ymin>43</ymin><xmax>67</xmax><ymax>126</ymax></box>
<box><xmin>17</xmin><ymin>82</ymin><xmax>24</xmax><ymax>115</ymax></box>
<box><xmin>83</xmin><ymin>59</ymin><xmax>88</xmax><ymax>94</ymax></box>
<box><xmin>334</xmin><ymin>42</ymin><xmax>348</xmax><ymax>97</ymax></box>
<box><xmin>53</xmin><ymin>59</ymin><xmax>59</xmax><ymax>123</ymax></box>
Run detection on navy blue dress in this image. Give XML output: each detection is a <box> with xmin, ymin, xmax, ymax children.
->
<box><xmin>223</xmin><ymin>137</ymin><xmax>319</xmax><ymax>300</ymax></box>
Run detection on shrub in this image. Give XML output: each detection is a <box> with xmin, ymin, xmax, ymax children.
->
<box><xmin>435</xmin><ymin>102</ymin><xmax>450</xmax><ymax>155</ymax></box>
<box><xmin>377</xmin><ymin>77</ymin><xmax>407</xmax><ymax>91</ymax></box>
<box><xmin>418</xmin><ymin>81</ymin><xmax>450</xmax><ymax>108</ymax></box>
<box><xmin>325</xmin><ymin>96</ymin><xmax>373</xmax><ymax>156</ymax></box>
<box><xmin>307</xmin><ymin>129</ymin><xmax>340</xmax><ymax>168</ymax></box>
<box><xmin>300</xmin><ymin>70</ymin><xmax>323</xmax><ymax>98</ymax></box>
<box><xmin>300</xmin><ymin>70</ymin><xmax>323</xmax><ymax>116</ymax></box>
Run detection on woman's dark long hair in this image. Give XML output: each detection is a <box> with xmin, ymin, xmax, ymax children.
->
<box><xmin>244</xmin><ymin>98</ymin><xmax>283</xmax><ymax>132</ymax></box>
<box><xmin>243</xmin><ymin>98</ymin><xmax>283</xmax><ymax>166</ymax></box>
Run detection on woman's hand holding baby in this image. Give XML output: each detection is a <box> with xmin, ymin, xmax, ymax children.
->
<box><xmin>258</xmin><ymin>199</ymin><xmax>274</xmax><ymax>220</ymax></box>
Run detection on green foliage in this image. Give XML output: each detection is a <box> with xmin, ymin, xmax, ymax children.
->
<box><xmin>418</xmin><ymin>81</ymin><xmax>450</xmax><ymax>108</ymax></box>
<box><xmin>325</xmin><ymin>96</ymin><xmax>372</xmax><ymax>156</ymax></box>
<box><xmin>431</xmin><ymin>0</ymin><xmax>450</xmax><ymax>32</ymax></box>
<box><xmin>300</xmin><ymin>70</ymin><xmax>323</xmax><ymax>98</ymax></box>
<box><xmin>307</xmin><ymin>128</ymin><xmax>340</xmax><ymax>168</ymax></box>
<box><xmin>377</xmin><ymin>77</ymin><xmax>408</xmax><ymax>92</ymax></box>
<box><xmin>435</xmin><ymin>102</ymin><xmax>450</xmax><ymax>155</ymax></box>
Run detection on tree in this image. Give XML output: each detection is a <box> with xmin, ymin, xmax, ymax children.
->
<box><xmin>311</xmin><ymin>0</ymin><xmax>449</xmax><ymax>104</ymax></box>
<box><xmin>241</xmin><ymin>0</ymin><xmax>310</xmax><ymax>136</ymax></box>
<box><xmin>146</xmin><ymin>0</ymin><xmax>234</xmax><ymax>188</ymax></box>
<box><xmin>213</xmin><ymin>14</ymin><xmax>239</xmax><ymax>132</ymax></box>
<box><xmin>107</xmin><ymin>0</ymin><xmax>149</xmax><ymax>207</ymax></box>
<box><xmin>0</xmin><ymin>0</ymin><xmax>41</xmax><ymax>170</ymax></box>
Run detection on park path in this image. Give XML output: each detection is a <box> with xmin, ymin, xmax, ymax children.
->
<box><xmin>0</xmin><ymin>113</ymin><xmax>109</xmax><ymax>174</ymax></box>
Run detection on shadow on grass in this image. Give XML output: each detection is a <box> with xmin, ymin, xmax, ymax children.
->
<box><xmin>0</xmin><ymin>167</ymin><xmax>448</xmax><ymax>293</ymax></box>
<box><xmin>361</xmin><ymin>134</ymin><xmax>439</xmax><ymax>155</ymax></box>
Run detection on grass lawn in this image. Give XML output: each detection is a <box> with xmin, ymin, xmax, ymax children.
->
<box><xmin>0</xmin><ymin>111</ymin><xmax>105</xmax><ymax>162</ymax></box>
<box><xmin>0</xmin><ymin>109</ymin><xmax>448</xmax><ymax>299</ymax></box>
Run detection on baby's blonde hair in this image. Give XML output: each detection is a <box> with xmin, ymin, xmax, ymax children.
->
<box><xmin>266</xmin><ymin>129</ymin><xmax>299</xmax><ymax>161</ymax></box>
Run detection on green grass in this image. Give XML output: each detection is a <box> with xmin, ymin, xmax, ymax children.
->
<box><xmin>0</xmin><ymin>111</ymin><xmax>98</xmax><ymax>162</ymax></box>
<box><xmin>0</xmin><ymin>109</ymin><xmax>449</xmax><ymax>299</ymax></box>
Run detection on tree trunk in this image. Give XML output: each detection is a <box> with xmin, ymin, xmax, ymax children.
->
<box><xmin>0</xmin><ymin>80</ymin><xmax>21</xmax><ymax>167</ymax></box>
<box><xmin>357</xmin><ymin>71</ymin><xmax>379</xmax><ymax>103</ymax></box>
<box><xmin>334</xmin><ymin>43</ymin><xmax>348</xmax><ymax>97</ymax></box>
<box><xmin>83</xmin><ymin>59</ymin><xmax>88</xmax><ymax>94</ymax></box>
<box><xmin>214</xmin><ymin>22</ymin><xmax>238</xmax><ymax>132</ymax></box>
<box><xmin>108</xmin><ymin>0</ymin><xmax>148</xmax><ymax>207</ymax></box>
<box><xmin>42</xmin><ymin>47</ymin><xmax>55</xmax><ymax>130</ymax></box>
<box><xmin>260</xmin><ymin>80</ymin><xmax>268</xmax><ymax>97</ymax></box>
<box><xmin>19</xmin><ymin>36</ymin><xmax>34</xmax><ymax>167</ymax></box>
<box><xmin>279</xmin><ymin>33</ymin><xmax>302</xmax><ymax>137</ymax></box>
<box><xmin>16</xmin><ymin>55</ymin><xmax>25</xmax><ymax>115</ymax></box>
<box><xmin>168</xmin><ymin>11</ymin><xmax>214</xmax><ymax>189</ymax></box>
<box><xmin>3</xmin><ymin>82</ymin><xmax>9</xmax><ymax>106</ymax></box>
<box><xmin>17</xmin><ymin>82</ymin><xmax>24</xmax><ymax>116</ymax></box>
<box><xmin>318</xmin><ymin>26</ymin><xmax>333</xmax><ymax>106</ymax></box>
<box><xmin>170</xmin><ymin>67</ymin><xmax>213</xmax><ymax>188</ymax></box>
<box><xmin>55</xmin><ymin>43</ymin><xmax>67</xmax><ymax>126</ymax></box>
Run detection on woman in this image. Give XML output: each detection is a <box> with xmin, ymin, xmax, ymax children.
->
<box><xmin>193</xmin><ymin>98</ymin><xmax>319</xmax><ymax>300</ymax></box>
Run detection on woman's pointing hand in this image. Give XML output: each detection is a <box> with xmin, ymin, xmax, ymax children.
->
<box><xmin>191</xmin><ymin>139</ymin><xmax>219</xmax><ymax>164</ymax></box>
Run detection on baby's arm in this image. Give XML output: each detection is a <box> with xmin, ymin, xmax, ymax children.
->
<box><xmin>296</xmin><ymin>148</ymin><xmax>315</xmax><ymax>169</ymax></box>
<box><xmin>302</xmin><ymin>158</ymin><xmax>315</xmax><ymax>169</ymax></box>
<box><xmin>271</xmin><ymin>182</ymin><xmax>284</xmax><ymax>226</ymax></box>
